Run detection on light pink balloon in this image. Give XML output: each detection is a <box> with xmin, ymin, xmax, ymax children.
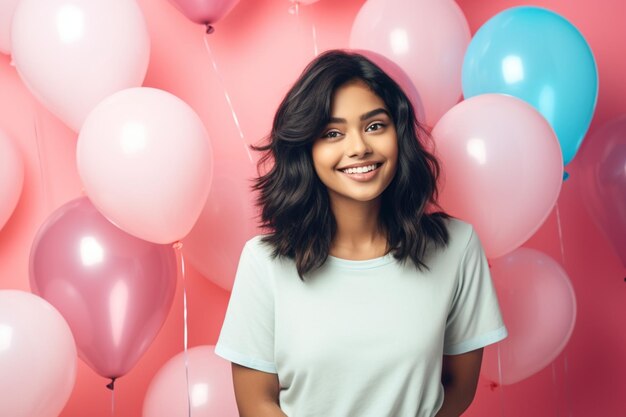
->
<box><xmin>578</xmin><ymin>115</ymin><xmax>626</xmax><ymax>267</ymax></box>
<box><xmin>10</xmin><ymin>0</ymin><xmax>150</xmax><ymax>132</ymax></box>
<box><xmin>0</xmin><ymin>0</ymin><xmax>19</xmax><ymax>54</ymax></box>
<box><xmin>143</xmin><ymin>345</ymin><xmax>238</xmax><ymax>417</ymax></box>
<box><xmin>168</xmin><ymin>0</ymin><xmax>240</xmax><ymax>27</ymax></box>
<box><xmin>30</xmin><ymin>197</ymin><xmax>178</xmax><ymax>381</ymax></box>
<box><xmin>0</xmin><ymin>290</ymin><xmax>77</xmax><ymax>417</ymax></box>
<box><xmin>432</xmin><ymin>94</ymin><xmax>563</xmax><ymax>259</ymax></box>
<box><xmin>481</xmin><ymin>248</ymin><xmax>577</xmax><ymax>385</ymax></box>
<box><xmin>349</xmin><ymin>0</ymin><xmax>470</xmax><ymax>128</ymax></box>
<box><xmin>183</xmin><ymin>173</ymin><xmax>257</xmax><ymax>291</ymax></box>
<box><xmin>77</xmin><ymin>87</ymin><xmax>213</xmax><ymax>244</ymax></box>
<box><xmin>0</xmin><ymin>129</ymin><xmax>23</xmax><ymax>230</ymax></box>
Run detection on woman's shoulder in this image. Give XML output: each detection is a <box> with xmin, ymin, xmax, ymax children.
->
<box><xmin>439</xmin><ymin>216</ymin><xmax>478</xmax><ymax>252</ymax></box>
<box><xmin>242</xmin><ymin>234</ymin><xmax>278</xmax><ymax>262</ymax></box>
<box><xmin>244</xmin><ymin>234</ymin><xmax>272</xmax><ymax>250</ymax></box>
<box><xmin>240</xmin><ymin>235</ymin><xmax>298</xmax><ymax>278</ymax></box>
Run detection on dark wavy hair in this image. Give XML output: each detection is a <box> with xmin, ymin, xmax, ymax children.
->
<box><xmin>253</xmin><ymin>49</ymin><xmax>449</xmax><ymax>279</ymax></box>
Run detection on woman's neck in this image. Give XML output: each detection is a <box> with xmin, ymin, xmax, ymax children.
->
<box><xmin>329</xmin><ymin>195</ymin><xmax>388</xmax><ymax>260</ymax></box>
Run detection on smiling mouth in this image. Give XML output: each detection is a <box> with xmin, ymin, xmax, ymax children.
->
<box><xmin>338</xmin><ymin>163</ymin><xmax>382</xmax><ymax>174</ymax></box>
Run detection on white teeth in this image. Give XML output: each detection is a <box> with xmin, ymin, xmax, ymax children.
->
<box><xmin>342</xmin><ymin>164</ymin><xmax>378</xmax><ymax>174</ymax></box>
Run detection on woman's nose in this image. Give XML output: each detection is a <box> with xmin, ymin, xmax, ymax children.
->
<box><xmin>345</xmin><ymin>132</ymin><xmax>372</xmax><ymax>158</ymax></box>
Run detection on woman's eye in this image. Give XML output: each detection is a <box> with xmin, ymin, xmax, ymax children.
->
<box><xmin>322</xmin><ymin>130</ymin><xmax>342</xmax><ymax>139</ymax></box>
<box><xmin>366</xmin><ymin>122</ymin><xmax>386</xmax><ymax>132</ymax></box>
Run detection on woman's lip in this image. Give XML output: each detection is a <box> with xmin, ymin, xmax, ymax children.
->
<box><xmin>338</xmin><ymin>164</ymin><xmax>382</xmax><ymax>182</ymax></box>
<box><xmin>337</xmin><ymin>162</ymin><xmax>381</xmax><ymax>170</ymax></box>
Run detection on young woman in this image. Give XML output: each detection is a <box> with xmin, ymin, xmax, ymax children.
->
<box><xmin>215</xmin><ymin>50</ymin><xmax>508</xmax><ymax>417</ymax></box>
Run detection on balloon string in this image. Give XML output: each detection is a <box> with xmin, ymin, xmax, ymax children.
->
<box><xmin>290</xmin><ymin>2</ymin><xmax>319</xmax><ymax>58</ymax></box>
<box><xmin>183</xmin><ymin>253</ymin><xmax>191</xmax><ymax>417</ymax></box>
<box><xmin>555</xmin><ymin>201</ymin><xmax>573</xmax><ymax>417</ymax></box>
<box><xmin>111</xmin><ymin>383</ymin><xmax>115</xmax><ymax>416</ymax></box>
<box><xmin>497</xmin><ymin>343</ymin><xmax>506</xmax><ymax>417</ymax></box>
<box><xmin>311</xmin><ymin>24</ymin><xmax>319</xmax><ymax>57</ymax></box>
<box><xmin>488</xmin><ymin>262</ymin><xmax>505</xmax><ymax>416</ymax></box>
<box><xmin>202</xmin><ymin>34</ymin><xmax>252</xmax><ymax>164</ymax></box>
<box><xmin>105</xmin><ymin>378</ymin><xmax>116</xmax><ymax>415</ymax></box>
<box><xmin>174</xmin><ymin>242</ymin><xmax>192</xmax><ymax>417</ymax></box>
<box><xmin>551</xmin><ymin>362</ymin><xmax>561</xmax><ymax>417</ymax></box>
<box><xmin>564</xmin><ymin>355</ymin><xmax>572</xmax><ymax>417</ymax></box>
<box><xmin>33</xmin><ymin>110</ymin><xmax>52</xmax><ymax>211</ymax></box>
<box><xmin>106</xmin><ymin>376</ymin><xmax>116</xmax><ymax>416</ymax></box>
<box><xmin>555</xmin><ymin>201</ymin><xmax>566</xmax><ymax>264</ymax></box>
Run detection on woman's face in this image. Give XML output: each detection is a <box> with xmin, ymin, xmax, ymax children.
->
<box><xmin>312</xmin><ymin>80</ymin><xmax>398</xmax><ymax>206</ymax></box>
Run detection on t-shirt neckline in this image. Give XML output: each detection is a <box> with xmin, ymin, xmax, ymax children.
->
<box><xmin>326</xmin><ymin>252</ymin><xmax>395</xmax><ymax>270</ymax></box>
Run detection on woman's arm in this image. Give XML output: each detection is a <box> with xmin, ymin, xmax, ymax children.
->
<box><xmin>232</xmin><ymin>363</ymin><xmax>288</xmax><ymax>417</ymax></box>
<box><xmin>434</xmin><ymin>348</ymin><xmax>484</xmax><ymax>417</ymax></box>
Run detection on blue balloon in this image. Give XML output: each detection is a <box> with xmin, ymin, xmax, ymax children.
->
<box><xmin>462</xmin><ymin>6</ymin><xmax>598</xmax><ymax>166</ymax></box>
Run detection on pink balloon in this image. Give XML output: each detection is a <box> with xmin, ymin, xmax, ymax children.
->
<box><xmin>0</xmin><ymin>290</ymin><xmax>77</xmax><ymax>417</ymax></box>
<box><xmin>10</xmin><ymin>0</ymin><xmax>149</xmax><ymax>131</ymax></box>
<box><xmin>183</xmin><ymin>173</ymin><xmax>257</xmax><ymax>291</ymax></box>
<box><xmin>0</xmin><ymin>0</ymin><xmax>19</xmax><ymax>54</ymax></box>
<box><xmin>481</xmin><ymin>248</ymin><xmax>577</xmax><ymax>385</ymax></box>
<box><xmin>77</xmin><ymin>87</ymin><xmax>213</xmax><ymax>244</ymax></box>
<box><xmin>349</xmin><ymin>0</ymin><xmax>470</xmax><ymax>128</ymax></box>
<box><xmin>432</xmin><ymin>94</ymin><xmax>563</xmax><ymax>259</ymax></box>
<box><xmin>29</xmin><ymin>197</ymin><xmax>177</xmax><ymax>381</ymax></box>
<box><xmin>0</xmin><ymin>129</ymin><xmax>23</xmax><ymax>230</ymax></box>
<box><xmin>143</xmin><ymin>345</ymin><xmax>238</xmax><ymax>417</ymax></box>
<box><xmin>578</xmin><ymin>115</ymin><xmax>626</xmax><ymax>267</ymax></box>
<box><xmin>168</xmin><ymin>0</ymin><xmax>240</xmax><ymax>29</ymax></box>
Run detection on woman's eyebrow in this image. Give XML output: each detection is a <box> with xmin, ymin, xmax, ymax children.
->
<box><xmin>328</xmin><ymin>108</ymin><xmax>390</xmax><ymax>124</ymax></box>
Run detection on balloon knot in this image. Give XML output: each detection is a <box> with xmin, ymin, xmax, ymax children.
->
<box><xmin>489</xmin><ymin>381</ymin><xmax>499</xmax><ymax>391</ymax></box>
<box><xmin>173</xmin><ymin>241</ymin><xmax>183</xmax><ymax>250</ymax></box>
<box><xmin>106</xmin><ymin>377</ymin><xmax>117</xmax><ymax>391</ymax></box>
<box><xmin>563</xmin><ymin>171</ymin><xmax>570</xmax><ymax>181</ymax></box>
<box><xmin>205</xmin><ymin>24</ymin><xmax>214</xmax><ymax>34</ymax></box>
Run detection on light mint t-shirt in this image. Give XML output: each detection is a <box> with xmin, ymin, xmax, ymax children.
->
<box><xmin>215</xmin><ymin>218</ymin><xmax>508</xmax><ymax>417</ymax></box>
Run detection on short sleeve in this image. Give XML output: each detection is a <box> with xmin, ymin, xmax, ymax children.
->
<box><xmin>214</xmin><ymin>239</ymin><xmax>277</xmax><ymax>373</ymax></box>
<box><xmin>443</xmin><ymin>228</ymin><xmax>508</xmax><ymax>355</ymax></box>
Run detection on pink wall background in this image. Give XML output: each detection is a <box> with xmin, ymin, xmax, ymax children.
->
<box><xmin>0</xmin><ymin>0</ymin><xmax>624</xmax><ymax>416</ymax></box>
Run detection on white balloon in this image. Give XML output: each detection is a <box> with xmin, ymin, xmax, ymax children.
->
<box><xmin>11</xmin><ymin>0</ymin><xmax>150</xmax><ymax>131</ymax></box>
<box><xmin>143</xmin><ymin>346</ymin><xmax>239</xmax><ymax>417</ymax></box>
<box><xmin>0</xmin><ymin>290</ymin><xmax>77</xmax><ymax>417</ymax></box>
<box><xmin>0</xmin><ymin>0</ymin><xmax>19</xmax><ymax>54</ymax></box>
